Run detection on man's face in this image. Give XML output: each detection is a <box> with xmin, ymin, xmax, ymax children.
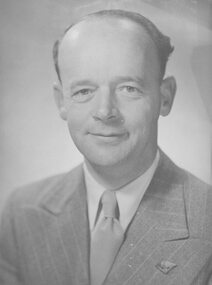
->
<box><xmin>57</xmin><ymin>18</ymin><xmax>169</xmax><ymax>169</ymax></box>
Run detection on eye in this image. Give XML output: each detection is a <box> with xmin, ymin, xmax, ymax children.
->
<box><xmin>121</xmin><ymin>86</ymin><xmax>137</xmax><ymax>93</ymax></box>
<box><xmin>71</xmin><ymin>88</ymin><xmax>95</xmax><ymax>102</ymax></box>
<box><xmin>74</xmin><ymin>88</ymin><xmax>93</xmax><ymax>96</ymax></box>
<box><xmin>117</xmin><ymin>85</ymin><xmax>143</xmax><ymax>98</ymax></box>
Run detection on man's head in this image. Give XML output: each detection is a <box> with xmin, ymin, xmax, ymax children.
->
<box><xmin>53</xmin><ymin>10</ymin><xmax>174</xmax><ymax>83</ymax></box>
<box><xmin>53</xmin><ymin>10</ymin><xmax>176</xmax><ymax>174</ymax></box>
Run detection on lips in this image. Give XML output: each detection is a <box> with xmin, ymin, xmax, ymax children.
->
<box><xmin>91</xmin><ymin>132</ymin><xmax>124</xmax><ymax>137</ymax></box>
<box><xmin>88</xmin><ymin>131</ymin><xmax>128</xmax><ymax>143</ymax></box>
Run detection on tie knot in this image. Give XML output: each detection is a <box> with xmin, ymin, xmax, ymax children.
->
<box><xmin>101</xmin><ymin>190</ymin><xmax>118</xmax><ymax>219</ymax></box>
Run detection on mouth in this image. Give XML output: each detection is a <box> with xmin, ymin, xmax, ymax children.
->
<box><xmin>88</xmin><ymin>132</ymin><xmax>128</xmax><ymax>143</ymax></box>
<box><xmin>91</xmin><ymin>133</ymin><xmax>124</xmax><ymax>137</ymax></box>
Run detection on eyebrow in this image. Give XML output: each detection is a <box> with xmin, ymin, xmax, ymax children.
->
<box><xmin>70</xmin><ymin>76</ymin><xmax>145</xmax><ymax>89</ymax></box>
<box><xmin>70</xmin><ymin>80</ymin><xmax>97</xmax><ymax>89</ymax></box>
<box><xmin>113</xmin><ymin>76</ymin><xmax>144</xmax><ymax>86</ymax></box>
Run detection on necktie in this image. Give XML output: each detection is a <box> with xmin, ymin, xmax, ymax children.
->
<box><xmin>90</xmin><ymin>190</ymin><xmax>124</xmax><ymax>285</ymax></box>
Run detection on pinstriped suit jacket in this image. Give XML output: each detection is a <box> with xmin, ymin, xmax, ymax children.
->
<box><xmin>0</xmin><ymin>152</ymin><xmax>212</xmax><ymax>285</ymax></box>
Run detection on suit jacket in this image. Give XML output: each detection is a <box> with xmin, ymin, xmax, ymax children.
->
<box><xmin>0</xmin><ymin>151</ymin><xmax>212</xmax><ymax>285</ymax></box>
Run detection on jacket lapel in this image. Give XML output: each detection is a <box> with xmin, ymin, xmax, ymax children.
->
<box><xmin>105</xmin><ymin>152</ymin><xmax>189</xmax><ymax>285</ymax></box>
<box><xmin>39</xmin><ymin>165</ymin><xmax>90</xmax><ymax>285</ymax></box>
<box><xmin>69</xmin><ymin>171</ymin><xmax>90</xmax><ymax>282</ymax></box>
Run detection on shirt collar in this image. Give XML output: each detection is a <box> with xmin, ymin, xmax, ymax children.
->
<box><xmin>84</xmin><ymin>150</ymin><xmax>160</xmax><ymax>231</ymax></box>
<box><xmin>83</xmin><ymin>164</ymin><xmax>105</xmax><ymax>231</ymax></box>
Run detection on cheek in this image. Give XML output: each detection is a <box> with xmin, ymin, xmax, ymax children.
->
<box><xmin>123</xmin><ymin>102</ymin><xmax>152</xmax><ymax>129</ymax></box>
<box><xmin>123</xmin><ymin>100</ymin><xmax>159</xmax><ymax>143</ymax></box>
<box><xmin>67</xmin><ymin>103</ymin><xmax>91</xmax><ymax>137</ymax></box>
<box><xmin>66</xmin><ymin>107</ymin><xmax>85</xmax><ymax>135</ymax></box>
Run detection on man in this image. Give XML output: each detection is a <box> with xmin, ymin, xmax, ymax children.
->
<box><xmin>0</xmin><ymin>9</ymin><xmax>212</xmax><ymax>285</ymax></box>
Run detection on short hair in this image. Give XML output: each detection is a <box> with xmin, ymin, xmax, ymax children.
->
<box><xmin>53</xmin><ymin>9</ymin><xmax>174</xmax><ymax>83</ymax></box>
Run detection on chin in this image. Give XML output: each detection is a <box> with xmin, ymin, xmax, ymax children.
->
<box><xmin>74</xmin><ymin>135</ymin><xmax>146</xmax><ymax>167</ymax></box>
<box><xmin>81</xmin><ymin>143</ymin><xmax>134</xmax><ymax>167</ymax></box>
<box><xmin>84</xmin><ymin>151</ymin><xmax>124</xmax><ymax>166</ymax></box>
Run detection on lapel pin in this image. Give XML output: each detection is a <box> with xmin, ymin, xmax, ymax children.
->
<box><xmin>156</xmin><ymin>260</ymin><xmax>177</xmax><ymax>274</ymax></box>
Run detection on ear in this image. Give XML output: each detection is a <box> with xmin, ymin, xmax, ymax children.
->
<box><xmin>159</xmin><ymin>76</ymin><xmax>177</xmax><ymax>117</ymax></box>
<box><xmin>53</xmin><ymin>82</ymin><xmax>67</xmax><ymax>120</ymax></box>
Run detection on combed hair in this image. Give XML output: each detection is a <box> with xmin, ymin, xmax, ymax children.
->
<box><xmin>53</xmin><ymin>9</ymin><xmax>174</xmax><ymax>82</ymax></box>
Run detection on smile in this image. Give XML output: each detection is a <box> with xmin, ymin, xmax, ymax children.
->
<box><xmin>89</xmin><ymin>132</ymin><xmax>128</xmax><ymax>143</ymax></box>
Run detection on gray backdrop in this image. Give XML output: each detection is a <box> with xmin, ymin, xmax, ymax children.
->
<box><xmin>1</xmin><ymin>0</ymin><xmax>211</xmax><ymax>211</ymax></box>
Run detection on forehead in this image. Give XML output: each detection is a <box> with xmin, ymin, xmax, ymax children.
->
<box><xmin>59</xmin><ymin>17</ymin><xmax>156</xmax><ymax>57</ymax></box>
<box><xmin>58</xmin><ymin>17</ymin><xmax>160</xmax><ymax>82</ymax></box>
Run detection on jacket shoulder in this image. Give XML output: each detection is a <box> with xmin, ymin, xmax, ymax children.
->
<box><xmin>158</xmin><ymin>151</ymin><xmax>211</xmax><ymax>191</ymax></box>
<box><xmin>159</xmin><ymin>151</ymin><xmax>212</xmax><ymax>240</ymax></box>
<box><xmin>4</xmin><ymin>164</ymin><xmax>83</xmax><ymax>211</ymax></box>
<box><xmin>184</xmin><ymin>171</ymin><xmax>212</xmax><ymax>240</ymax></box>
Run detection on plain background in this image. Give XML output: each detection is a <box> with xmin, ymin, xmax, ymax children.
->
<box><xmin>1</xmin><ymin>0</ymin><xmax>212</xmax><ymax>211</ymax></box>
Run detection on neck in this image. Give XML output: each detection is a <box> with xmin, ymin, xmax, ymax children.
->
<box><xmin>85</xmin><ymin>148</ymin><xmax>158</xmax><ymax>190</ymax></box>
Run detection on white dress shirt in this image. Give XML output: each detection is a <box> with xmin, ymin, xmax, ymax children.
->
<box><xmin>84</xmin><ymin>151</ymin><xmax>160</xmax><ymax>235</ymax></box>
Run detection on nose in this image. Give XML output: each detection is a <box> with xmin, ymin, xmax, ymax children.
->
<box><xmin>92</xmin><ymin>87</ymin><xmax>120</xmax><ymax>122</ymax></box>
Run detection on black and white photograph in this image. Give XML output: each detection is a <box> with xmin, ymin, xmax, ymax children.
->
<box><xmin>0</xmin><ymin>0</ymin><xmax>212</xmax><ymax>284</ymax></box>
